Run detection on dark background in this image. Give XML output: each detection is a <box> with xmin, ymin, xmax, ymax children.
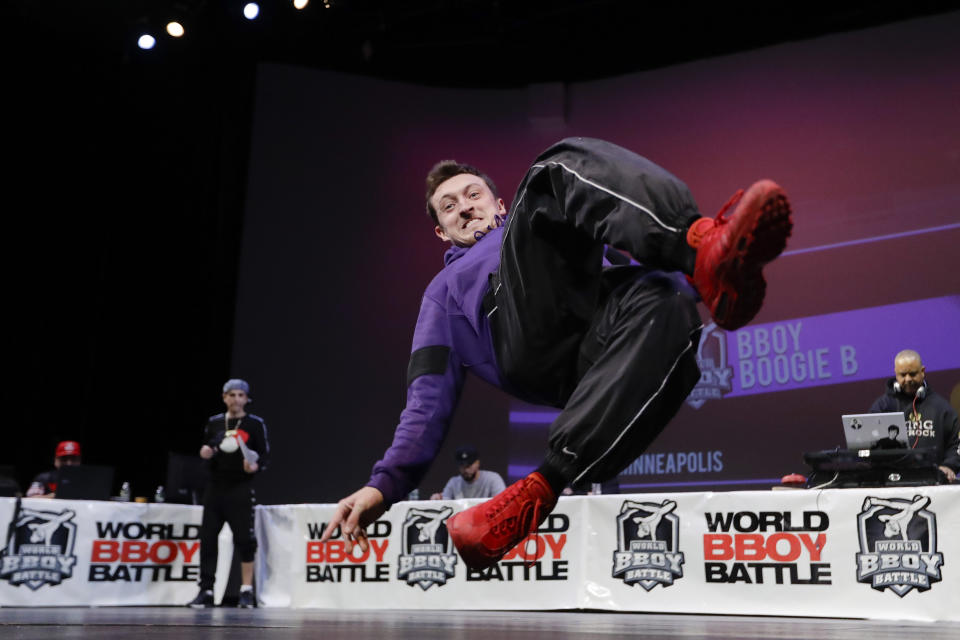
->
<box><xmin>235</xmin><ymin>14</ymin><xmax>960</xmax><ymax>502</ymax></box>
<box><xmin>7</xmin><ymin>1</ymin><xmax>960</xmax><ymax>503</ymax></box>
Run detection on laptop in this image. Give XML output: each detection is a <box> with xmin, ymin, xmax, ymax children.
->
<box><xmin>165</xmin><ymin>452</ymin><xmax>209</xmax><ymax>505</ymax></box>
<box><xmin>55</xmin><ymin>465</ymin><xmax>115</xmax><ymax>500</ymax></box>
<box><xmin>0</xmin><ymin>464</ymin><xmax>18</xmax><ymax>497</ymax></box>
<box><xmin>842</xmin><ymin>412</ymin><xmax>909</xmax><ymax>451</ymax></box>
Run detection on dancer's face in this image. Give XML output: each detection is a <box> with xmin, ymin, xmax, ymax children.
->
<box><xmin>431</xmin><ymin>173</ymin><xmax>506</xmax><ymax>248</ymax></box>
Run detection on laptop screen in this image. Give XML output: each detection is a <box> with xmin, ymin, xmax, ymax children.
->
<box><xmin>165</xmin><ymin>453</ymin><xmax>209</xmax><ymax>504</ymax></box>
<box><xmin>842</xmin><ymin>412</ymin><xmax>909</xmax><ymax>451</ymax></box>
<box><xmin>55</xmin><ymin>465</ymin><xmax>115</xmax><ymax>500</ymax></box>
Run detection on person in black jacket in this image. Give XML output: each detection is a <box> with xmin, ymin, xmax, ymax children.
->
<box><xmin>869</xmin><ymin>349</ymin><xmax>960</xmax><ymax>483</ymax></box>
<box><xmin>187</xmin><ymin>379</ymin><xmax>270</xmax><ymax>608</ymax></box>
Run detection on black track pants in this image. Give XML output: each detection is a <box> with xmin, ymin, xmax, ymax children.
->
<box><xmin>488</xmin><ymin>137</ymin><xmax>704</xmax><ymax>483</ymax></box>
<box><xmin>198</xmin><ymin>482</ymin><xmax>257</xmax><ymax>590</ymax></box>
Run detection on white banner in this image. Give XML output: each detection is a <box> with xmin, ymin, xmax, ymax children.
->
<box><xmin>579</xmin><ymin>487</ymin><xmax>958</xmax><ymax>620</ymax></box>
<box><xmin>257</xmin><ymin>486</ymin><xmax>960</xmax><ymax>620</ymax></box>
<box><xmin>0</xmin><ymin>498</ymin><xmax>234</xmax><ymax>606</ymax></box>
<box><xmin>5</xmin><ymin>487</ymin><xmax>958</xmax><ymax>619</ymax></box>
<box><xmin>256</xmin><ymin>499</ymin><xmax>579</xmax><ymax>609</ymax></box>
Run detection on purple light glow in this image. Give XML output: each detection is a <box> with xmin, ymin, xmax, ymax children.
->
<box><xmin>508</xmin><ymin>411</ymin><xmax>556</xmax><ymax>424</ymax></box>
<box><xmin>782</xmin><ymin>223</ymin><xmax>960</xmax><ymax>257</ymax></box>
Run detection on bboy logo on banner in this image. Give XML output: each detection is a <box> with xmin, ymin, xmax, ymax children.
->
<box><xmin>612</xmin><ymin>499</ymin><xmax>684</xmax><ymax>591</ymax></box>
<box><xmin>1</xmin><ymin>502</ymin><xmax>78</xmax><ymax>590</ymax></box>
<box><xmin>88</xmin><ymin>520</ymin><xmax>200</xmax><ymax>583</ymax></box>
<box><xmin>687</xmin><ymin>323</ymin><xmax>733</xmax><ymax>409</ymax></box>
<box><xmin>702</xmin><ymin>508</ymin><xmax>831</xmax><ymax>585</ymax></box>
<box><xmin>855</xmin><ymin>495</ymin><xmax>944</xmax><ymax>597</ymax></box>
<box><xmin>396</xmin><ymin>506</ymin><xmax>457</xmax><ymax>591</ymax></box>
<box><xmin>305</xmin><ymin>520</ymin><xmax>391</xmax><ymax>584</ymax></box>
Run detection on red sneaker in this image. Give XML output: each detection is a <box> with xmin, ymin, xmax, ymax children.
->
<box><xmin>688</xmin><ymin>180</ymin><xmax>792</xmax><ymax>330</ymax></box>
<box><xmin>446</xmin><ymin>472</ymin><xmax>558</xmax><ymax>570</ymax></box>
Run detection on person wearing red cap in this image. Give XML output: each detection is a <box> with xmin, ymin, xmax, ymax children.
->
<box><xmin>26</xmin><ymin>441</ymin><xmax>82</xmax><ymax>498</ymax></box>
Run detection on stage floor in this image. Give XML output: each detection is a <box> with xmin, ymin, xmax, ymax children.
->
<box><xmin>2</xmin><ymin>608</ymin><xmax>959</xmax><ymax>640</ymax></box>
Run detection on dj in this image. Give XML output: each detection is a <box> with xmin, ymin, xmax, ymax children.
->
<box><xmin>869</xmin><ymin>349</ymin><xmax>960</xmax><ymax>483</ymax></box>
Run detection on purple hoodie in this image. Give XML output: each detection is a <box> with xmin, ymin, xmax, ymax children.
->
<box><xmin>367</xmin><ymin>225</ymin><xmax>507</xmax><ymax>506</ymax></box>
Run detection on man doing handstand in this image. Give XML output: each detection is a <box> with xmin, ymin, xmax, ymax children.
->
<box><xmin>322</xmin><ymin>137</ymin><xmax>793</xmax><ymax>569</ymax></box>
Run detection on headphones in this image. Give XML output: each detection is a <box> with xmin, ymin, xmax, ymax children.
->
<box><xmin>893</xmin><ymin>380</ymin><xmax>926</xmax><ymax>400</ymax></box>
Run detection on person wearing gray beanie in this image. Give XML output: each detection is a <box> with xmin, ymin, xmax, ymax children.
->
<box><xmin>188</xmin><ymin>378</ymin><xmax>270</xmax><ymax>609</ymax></box>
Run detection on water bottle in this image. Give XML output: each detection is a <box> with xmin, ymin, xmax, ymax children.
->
<box><xmin>154</xmin><ymin>485</ymin><xmax>165</xmax><ymax>503</ymax></box>
<box><xmin>119</xmin><ymin>482</ymin><xmax>131</xmax><ymax>502</ymax></box>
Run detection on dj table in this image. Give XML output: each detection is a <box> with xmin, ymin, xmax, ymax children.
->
<box><xmin>804</xmin><ymin>447</ymin><xmax>942</xmax><ymax>488</ymax></box>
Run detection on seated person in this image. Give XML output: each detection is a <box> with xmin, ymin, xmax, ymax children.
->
<box><xmin>870</xmin><ymin>349</ymin><xmax>960</xmax><ymax>483</ymax></box>
<box><xmin>431</xmin><ymin>446</ymin><xmax>505</xmax><ymax>500</ymax></box>
<box><xmin>26</xmin><ymin>441</ymin><xmax>82</xmax><ymax>498</ymax></box>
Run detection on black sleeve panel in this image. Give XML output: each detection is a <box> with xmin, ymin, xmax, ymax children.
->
<box><xmin>407</xmin><ymin>346</ymin><xmax>451</xmax><ymax>387</ymax></box>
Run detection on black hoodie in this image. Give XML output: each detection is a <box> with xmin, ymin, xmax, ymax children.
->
<box><xmin>869</xmin><ymin>379</ymin><xmax>960</xmax><ymax>473</ymax></box>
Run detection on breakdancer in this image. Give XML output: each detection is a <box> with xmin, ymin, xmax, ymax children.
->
<box><xmin>322</xmin><ymin>137</ymin><xmax>792</xmax><ymax>569</ymax></box>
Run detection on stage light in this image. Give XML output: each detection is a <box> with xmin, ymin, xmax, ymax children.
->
<box><xmin>137</xmin><ymin>34</ymin><xmax>156</xmax><ymax>50</ymax></box>
<box><xmin>293</xmin><ymin>0</ymin><xmax>309</xmax><ymax>9</ymax></box>
<box><xmin>166</xmin><ymin>22</ymin><xmax>185</xmax><ymax>38</ymax></box>
<box><xmin>243</xmin><ymin>3</ymin><xmax>260</xmax><ymax>19</ymax></box>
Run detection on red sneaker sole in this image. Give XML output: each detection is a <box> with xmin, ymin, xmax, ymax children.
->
<box><xmin>446</xmin><ymin>511</ymin><xmax>503</xmax><ymax>571</ymax></box>
<box><xmin>712</xmin><ymin>186</ymin><xmax>792</xmax><ymax>329</ymax></box>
